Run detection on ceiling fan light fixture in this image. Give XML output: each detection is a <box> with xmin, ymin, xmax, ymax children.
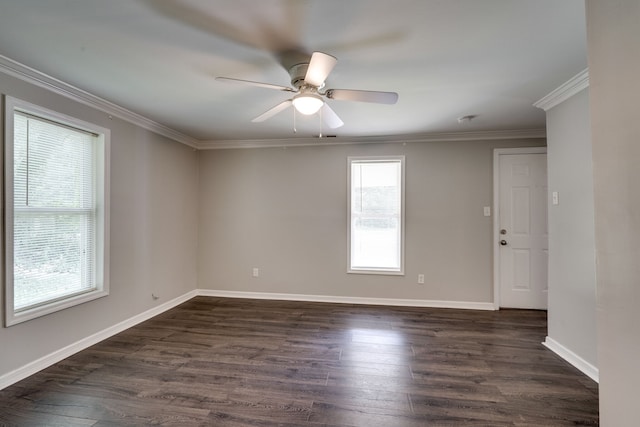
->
<box><xmin>292</xmin><ymin>94</ymin><xmax>324</xmax><ymax>115</ymax></box>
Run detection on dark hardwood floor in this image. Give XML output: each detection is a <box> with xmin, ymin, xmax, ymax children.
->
<box><xmin>0</xmin><ymin>297</ymin><xmax>598</xmax><ymax>426</ymax></box>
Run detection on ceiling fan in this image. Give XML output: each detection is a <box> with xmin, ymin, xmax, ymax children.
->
<box><xmin>216</xmin><ymin>51</ymin><xmax>399</xmax><ymax>129</ymax></box>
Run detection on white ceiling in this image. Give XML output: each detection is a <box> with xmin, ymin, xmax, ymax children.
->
<box><xmin>0</xmin><ymin>0</ymin><xmax>587</xmax><ymax>143</ymax></box>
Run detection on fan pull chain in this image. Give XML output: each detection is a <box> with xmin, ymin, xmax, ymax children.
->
<box><xmin>318</xmin><ymin>106</ymin><xmax>323</xmax><ymax>138</ymax></box>
<box><xmin>293</xmin><ymin>107</ymin><xmax>297</xmax><ymax>133</ymax></box>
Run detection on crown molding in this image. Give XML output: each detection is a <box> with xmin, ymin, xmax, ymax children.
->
<box><xmin>0</xmin><ymin>54</ymin><xmax>546</xmax><ymax>151</ymax></box>
<box><xmin>199</xmin><ymin>128</ymin><xmax>546</xmax><ymax>150</ymax></box>
<box><xmin>534</xmin><ymin>68</ymin><xmax>589</xmax><ymax>111</ymax></box>
<box><xmin>0</xmin><ymin>55</ymin><xmax>199</xmax><ymax>148</ymax></box>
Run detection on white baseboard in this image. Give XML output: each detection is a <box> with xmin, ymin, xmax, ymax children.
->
<box><xmin>0</xmin><ymin>289</ymin><xmax>495</xmax><ymax>391</ymax></box>
<box><xmin>0</xmin><ymin>290</ymin><xmax>197</xmax><ymax>391</ymax></box>
<box><xmin>197</xmin><ymin>289</ymin><xmax>496</xmax><ymax>311</ymax></box>
<box><xmin>543</xmin><ymin>336</ymin><xmax>599</xmax><ymax>383</ymax></box>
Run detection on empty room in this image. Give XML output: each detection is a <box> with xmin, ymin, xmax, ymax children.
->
<box><xmin>0</xmin><ymin>1</ymin><xmax>638</xmax><ymax>426</ymax></box>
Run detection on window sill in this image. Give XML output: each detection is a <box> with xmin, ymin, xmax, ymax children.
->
<box><xmin>348</xmin><ymin>269</ymin><xmax>405</xmax><ymax>276</ymax></box>
<box><xmin>5</xmin><ymin>289</ymin><xmax>109</xmax><ymax>327</ymax></box>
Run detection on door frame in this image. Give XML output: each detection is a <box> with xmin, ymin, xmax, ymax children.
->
<box><xmin>493</xmin><ymin>147</ymin><xmax>547</xmax><ymax>310</ymax></box>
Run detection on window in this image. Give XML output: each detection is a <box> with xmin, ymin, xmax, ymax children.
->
<box><xmin>348</xmin><ymin>156</ymin><xmax>405</xmax><ymax>274</ymax></box>
<box><xmin>4</xmin><ymin>97</ymin><xmax>110</xmax><ymax>326</ymax></box>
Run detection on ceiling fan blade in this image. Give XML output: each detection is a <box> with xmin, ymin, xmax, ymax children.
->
<box><xmin>216</xmin><ymin>77</ymin><xmax>295</xmax><ymax>92</ymax></box>
<box><xmin>304</xmin><ymin>52</ymin><xmax>337</xmax><ymax>87</ymax></box>
<box><xmin>321</xmin><ymin>104</ymin><xmax>344</xmax><ymax>129</ymax></box>
<box><xmin>251</xmin><ymin>100</ymin><xmax>293</xmax><ymax>122</ymax></box>
<box><xmin>325</xmin><ymin>89</ymin><xmax>399</xmax><ymax>104</ymax></box>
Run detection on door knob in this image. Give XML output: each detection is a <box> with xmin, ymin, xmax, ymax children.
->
<box><xmin>500</xmin><ymin>240</ymin><xmax>508</xmax><ymax>246</ymax></box>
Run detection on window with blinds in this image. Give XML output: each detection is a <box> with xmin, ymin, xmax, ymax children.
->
<box><xmin>5</xmin><ymin>97</ymin><xmax>109</xmax><ymax>326</ymax></box>
<box><xmin>348</xmin><ymin>156</ymin><xmax>405</xmax><ymax>274</ymax></box>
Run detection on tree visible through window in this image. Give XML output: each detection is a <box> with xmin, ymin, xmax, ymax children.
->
<box><xmin>348</xmin><ymin>156</ymin><xmax>404</xmax><ymax>274</ymax></box>
<box><xmin>4</xmin><ymin>97</ymin><xmax>109</xmax><ymax>326</ymax></box>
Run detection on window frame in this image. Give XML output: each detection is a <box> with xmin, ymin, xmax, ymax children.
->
<box><xmin>347</xmin><ymin>155</ymin><xmax>405</xmax><ymax>275</ymax></box>
<box><xmin>4</xmin><ymin>96</ymin><xmax>110</xmax><ymax>326</ymax></box>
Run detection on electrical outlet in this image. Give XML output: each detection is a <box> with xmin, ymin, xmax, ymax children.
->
<box><xmin>252</xmin><ymin>268</ymin><xmax>259</xmax><ymax>278</ymax></box>
<box><xmin>418</xmin><ymin>274</ymin><xmax>425</xmax><ymax>284</ymax></box>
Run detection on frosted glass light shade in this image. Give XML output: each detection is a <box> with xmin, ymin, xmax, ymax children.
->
<box><xmin>292</xmin><ymin>94</ymin><xmax>323</xmax><ymax>115</ymax></box>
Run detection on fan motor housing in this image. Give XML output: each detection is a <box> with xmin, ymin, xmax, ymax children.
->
<box><xmin>289</xmin><ymin>63</ymin><xmax>326</xmax><ymax>90</ymax></box>
<box><xmin>288</xmin><ymin>63</ymin><xmax>309</xmax><ymax>88</ymax></box>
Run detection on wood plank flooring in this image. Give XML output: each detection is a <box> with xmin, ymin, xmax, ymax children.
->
<box><xmin>0</xmin><ymin>297</ymin><xmax>598</xmax><ymax>426</ymax></box>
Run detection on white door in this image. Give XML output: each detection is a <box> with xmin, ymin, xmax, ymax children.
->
<box><xmin>496</xmin><ymin>150</ymin><xmax>548</xmax><ymax>309</ymax></box>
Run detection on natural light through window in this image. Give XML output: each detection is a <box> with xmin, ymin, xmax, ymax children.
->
<box><xmin>348</xmin><ymin>156</ymin><xmax>405</xmax><ymax>274</ymax></box>
<box><xmin>4</xmin><ymin>97</ymin><xmax>110</xmax><ymax>326</ymax></box>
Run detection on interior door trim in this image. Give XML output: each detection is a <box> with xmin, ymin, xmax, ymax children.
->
<box><xmin>492</xmin><ymin>146</ymin><xmax>547</xmax><ymax>310</ymax></box>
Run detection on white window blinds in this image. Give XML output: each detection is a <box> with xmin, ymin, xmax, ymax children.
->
<box><xmin>12</xmin><ymin>112</ymin><xmax>97</xmax><ymax>311</ymax></box>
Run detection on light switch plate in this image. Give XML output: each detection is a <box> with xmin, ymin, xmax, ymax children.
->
<box><xmin>483</xmin><ymin>206</ymin><xmax>491</xmax><ymax>217</ymax></box>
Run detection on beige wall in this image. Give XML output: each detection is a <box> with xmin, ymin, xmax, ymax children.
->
<box><xmin>586</xmin><ymin>0</ymin><xmax>640</xmax><ymax>424</ymax></box>
<box><xmin>0</xmin><ymin>72</ymin><xmax>199</xmax><ymax>377</ymax></box>
<box><xmin>0</xmin><ymin>62</ymin><xmax>547</xmax><ymax>386</ymax></box>
<box><xmin>198</xmin><ymin>139</ymin><xmax>544</xmax><ymax>303</ymax></box>
<box><xmin>545</xmin><ymin>88</ymin><xmax>597</xmax><ymax>368</ymax></box>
